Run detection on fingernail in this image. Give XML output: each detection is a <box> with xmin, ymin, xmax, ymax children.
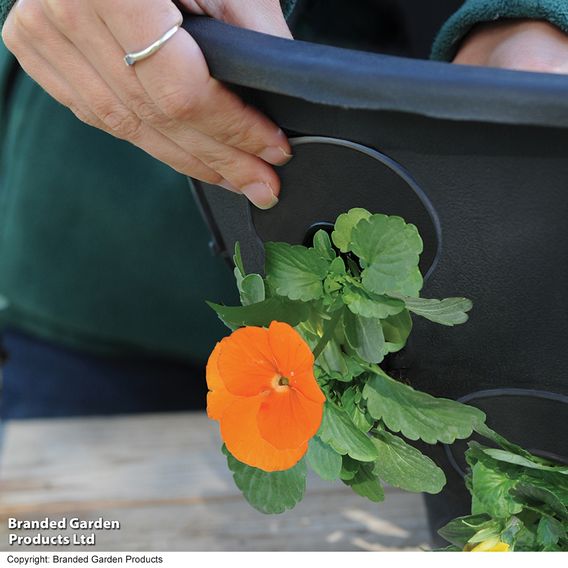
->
<box><xmin>259</xmin><ymin>146</ymin><xmax>293</xmax><ymax>166</ymax></box>
<box><xmin>241</xmin><ymin>182</ymin><xmax>279</xmax><ymax>210</ymax></box>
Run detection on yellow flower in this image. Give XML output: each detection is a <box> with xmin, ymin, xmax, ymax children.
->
<box><xmin>465</xmin><ymin>537</ymin><xmax>510</xmax><ymax>552</ymax></box>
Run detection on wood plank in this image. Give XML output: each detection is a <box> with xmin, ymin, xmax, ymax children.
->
<box><xmin>0</xmin><ymin>412</ymin><xmax>431</xmax><ymax>551</ymax></box>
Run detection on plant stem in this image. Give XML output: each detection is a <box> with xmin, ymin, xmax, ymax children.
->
<box><xmin>312</xmin><ymin>309</ymin><xmax>343</xmax><ymax>361</ymax></box>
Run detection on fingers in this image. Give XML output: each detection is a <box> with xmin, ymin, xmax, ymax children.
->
<box><xmin>180</xmin><ymin>0</ymin><xmax>293</xmax><ymax>39</ymax></box>
<box><xmin>90</xmin><ymin>0</ymin><xmax>287</xmax><ymax>206</ymax></box>
<box><xmin>454</xmin><ymin>20</ymin><xmax>568</xmax><ymax>75</ymax></box>
<box><xmin>11</xmin><ymin>2</ymin><xmax>223</xmax><ymax>183</ymax></box>
<box><xmin>98</xmin><ymin>0</ymin><xmax>290</xmax><ymax>157</ymax></box>
<box><xmin>4</xmin><ymin>0</ymin><xmax>293</xmax><ymax>209</ymax></box>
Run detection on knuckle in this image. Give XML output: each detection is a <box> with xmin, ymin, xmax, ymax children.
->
<box><xmin>1</xmin><ymin>20</ymin><xmax>20</xmax><ymax>51</ymax></box>
<box><xmin>42</xmin><ymin>0</ymin><xmax>79</xmax><ymax>30</ymax></box>
<box><xmin>199</xmin><ymin>150</ymin><xmax>241</xmax><ymax>174</ymax></box>
<box><xmin>131</xmin><ymin>97</ymin><xmax>166</xmax><ymax>125</ymax></box>
<box><xmin>213</xmin><ymin>0</ymin><xmax>230</xmax><ymax>22</ymax></box>
<box><xmin>155</xmin><ymin>87</ymin><xmax>200</xmax><ymax>121</ymax></box>
<box><xmin>96</xmin><ymin>104</ymin><xmax>142</xmax><ymax>140</ymax></box>
<box><xmin>221</xmin><ymin>111</ymin><xmax>259</xmax><ymax>150</ymax></box>
<box><xmin>13</xmin><ymin>0</ymin><xmax>46</xmax><ymax>36</ymax></box>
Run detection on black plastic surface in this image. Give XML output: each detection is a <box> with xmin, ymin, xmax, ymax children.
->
<box><xmin>186</xmin><ymin>16</ymin><xmax>568</xmax><ymax>467</ymax></box>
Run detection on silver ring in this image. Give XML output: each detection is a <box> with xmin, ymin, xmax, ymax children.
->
<box><xmin>124</xmin><ymin>22</ymin><xmax>182</xmax><ymax>66</ymax></box>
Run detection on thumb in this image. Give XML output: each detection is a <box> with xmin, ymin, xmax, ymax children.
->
<box><xmin>178</xmin><ymin>0</ymin><xmax>293</xmax><ymax>39</ymax></box>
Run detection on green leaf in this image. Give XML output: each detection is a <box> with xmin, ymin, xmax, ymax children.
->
<box><xmin>381</xmin><ymin>309</ymin><xmax>412</xmax><ymax>353</ymax></box>
<box><xmin>437</xmin><ymin>514</ymin><xmax>492</xmax><ymax>548</ymax></box>
<box><xmin>318</xmin><ymin>402</ymin><xmax>378</xmax><ymax>462</ymax></box>
<box><xmin>537</xmin><ymin>516</ymin><xmax>565</xmax><ymax>548</ymax></box>
<box><xmin>342</xmin><ymin>285</ymin><xmax>405</xmax><ymax>319</ymax></box>
<box><xmin>362</xmin><ymin>264</ymin><xmax>423</xmax><ymax>297</ymax></box>
<box><xmin>482</xmin><ymin>448</ymin><xmax>568</xmax><ymax>474</ymax></box>
<box><xmin>343</xmin><ymin>310</ymin><xmax>385</xmax><ymax>364</ymax></box>
<box><xmin>474</xmin><ymin>423</ymin><xmax>538</xmax><ymax>461</ymax></box>
<box><xmin>224</xmin><ymin>447</ymin><xmax>307</xmax><ymax>514</ymax></box>
<box><xmin>470</xmin><ymin>460</ymin><xmax>523</xmax><ymax>518</ymax></box>
<box><xmin>0</xmin><ymin>295</ymin><xmax>8</xmax><ymax>311</ymax></box>
<box><xmin>317</xmin><ymin>339</ymin><xmax>351</xmax><ymax>379</ymax></box>
<box><xmin>399</xmin><ymin>296</ymin><xmax>473</xmax><ymax>326</ymax></box>
<box><xmin>340</xmin><ymin>456</ymin><xmax>359</xmax><ymax>480</ymax></box>
<box><xmin>238</xmin><ymin>274</ymin><xmax>266</xmax><ymax>306</ymax></box>
<box><xmin>265</xmin><ymin>242</ymin><xmax>330</xmax><ymax>301</ymax></box>
<box><xmin>363</xmin><ymin>371</ymin><xmax>485</xmax><ymax>444</ymax></box>
<box><xmin>307</xmin><ymin>436</ymin><xmax>342</xmax><ymax>481</ymax></box>
<box><xmin>341</xmin><ymin>387</ymin><xmax>373</xmax><ymax>432</ymax></box>
<box><xmin>207</xmin><ymin>298</ymin><xmax>309</xmax><ymax>330</ymax></box>
<box><xmin>372</xmin><ymin>429</ymin><xmax>446</xmax><ymax>494</ymax></box>
<box><xmin>500</xmin><ymin>516</ymin><xmax>524</xmax><ymax>547</ymax></box>
<box><xmin>351</xmin><ymin>214</ymin><xmax>423</xmax><ymax>296</ymax></box>
<box><xmin>313</xmin><ymin>230</ymin><xmax>336</xmax><ymax>261</ymax></box>
<box><xmin>233</xmin><ymin>242</ymin><xmax>245</xmax><ymax>276</ymax></box>
<box><xmin>343</xmin><ymin>461</ymin><xmax>385</xmax><ymax>503</ymax></box>
<box><xmin>351</xmin><ymin>214</ymin><xmax>422</xmax><ymax>265</ymax></box>
<box><xmin>329</xmin><ymin>257</ymin><xmax>346</xmax><ymax>275</ymax></box>
<box><xmin>512</xmin><ymin>481</ymin><xmax>568</xmax><ymax>520</ymax></box>
<box><xmin>331</xmin><ymin>208</ymin><xmax>371</xmax><ymax>253</ymax></box>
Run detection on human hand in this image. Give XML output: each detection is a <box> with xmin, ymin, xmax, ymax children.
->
<box><xmin>453</xmin><ymin>19</ymin><xmax>568</xmax><ymax>75</ymax></box>
<box><xmin>2</xmin><ymin>0</ymin><xmax>293</xmax><ymax>209</ymax></box>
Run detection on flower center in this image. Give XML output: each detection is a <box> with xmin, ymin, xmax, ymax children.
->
<box><xmin>272</xmin><ymin>374</ymin><xmax>290</xmax><ymax>392</ymax></box>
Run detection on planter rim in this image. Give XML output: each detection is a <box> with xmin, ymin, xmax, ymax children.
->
<box><xmin>184</xmin><ymin>16</ymin><xmax>568</xmax><ymax>129</ymax></box>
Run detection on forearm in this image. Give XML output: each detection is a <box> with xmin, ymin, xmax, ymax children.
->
<box><xmin>431</xmin><ymin>0</ymin><xmax>568</xmax><ymax>61</ymax></box>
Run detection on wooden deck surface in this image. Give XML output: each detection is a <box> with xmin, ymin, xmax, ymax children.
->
<box><xmin>0</xmin><ymin>412</ymin><xmax>430</xmax><ymax>551</ymax></box>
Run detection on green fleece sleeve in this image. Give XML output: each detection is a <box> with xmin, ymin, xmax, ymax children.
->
<box><xmin>431</xmin><ymin>0</ymin><xmax>568</xmax><ymax>61</ymax></box>
<box><xmin>0</xmin><ymin>0</ymin><xmax>14</xmax><ymax>29</ymax></box>
<box><xmin>1</xmin><ymin>0</ymin><xmax>298</xmax><ymax>29</ymax></box>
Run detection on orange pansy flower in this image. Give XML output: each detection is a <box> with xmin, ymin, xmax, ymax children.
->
<box><xmin>206</xmin><ymin>321</ymin><xmax>326</xmax><ymax>472</ymax></box>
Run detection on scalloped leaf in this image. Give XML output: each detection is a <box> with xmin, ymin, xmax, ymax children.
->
<box><xmin>331</xmin><ymin>208</ymin><xmax>371</xmax><ymax>253</ymax></box>
<box><xmin>224</xmin><ymin>446</ymin><xmax>307</xmax><ymax>514</ymax></box>
<box><xmin>318</xmin><ymin>403</ymin><xmax>378</xmax><ymax>462</ymax></box>
<box><xmin>207</xmin><ymin>298</ymin><xmax>309</xmax><ymax>330</ymax></box>
<box><xmin>400</xmin><ymin>296</ymin><xmax>472</xmax><ymax>326</ymax></box>
<box><xmin>372</xmin><ymin>429</ymin><xmax>446</xmax><ymax>494</ymax></box>
<box><xmin>238</xmin><ymin>274</ymin><xmax>265</xmax><ymax>306</ymax></box>
<box><xmin>342</xmin><ymin>285</ymin><xmax>405</xmax><ymax>319</ymax></box>
<box><xmin>343</xmin><ymin>461</ymin><xmax>384</xmax><ymax>503</ymax></box>
<box><xmin>313</xmin><ymin>229</ymin><xmax>336</xmax><ymax>261</ymax></box>
<box><xmin>307</xmin><ymin>436</ymin><xmax>342</xmax><ymax>481</ymax></box>
<box><xmin>343</xmin><ymin>310</ymin><xmax>385</xmax><ymax>364</ymax></box>
<box><xmin>362</xmin><ymin>263</ymin><xmax>423</xmax><ymax>297</ymax></box>
<box><xmin>265</xmin><ymin>242</ymin><xmax>330</xmax><ymax>301</ymax></box>
<box><xmin>470</xmin><ymin>460</ymin><xmax>523</xmax><ymax>518</ymax></box>
<box><xmin>363</xmin><ymin>372</ymin><xmax>485</xmax><ymax>444</ymax></box>
<box><xmin>352</xmin><ymin>214</ymin><xmax>423</xmax><ymax>296</ymax></box>
<box><xmin>381</xmin><ymin>309</ymin><xmax>413</xmax><ymax>353</ymax></box>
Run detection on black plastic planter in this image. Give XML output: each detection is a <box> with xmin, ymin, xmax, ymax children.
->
<box><xmin>184</xmin><ymin>16</ymin><xmax>568</xmax><ymax>528</ymax></box>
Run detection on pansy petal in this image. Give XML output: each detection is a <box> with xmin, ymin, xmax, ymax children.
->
<box><xmin>289</xmin><ymin>369</ymin><xmax>326</xmax><ymax>404</ymax></box>
<box><xmin>217</xmin><ymin>327</ymin><xmax>278</xmax><ymax>396</ymax></box>
<box><xmin>207</xmin><ymin>389</ymin><xmax>236</xmax><ymax>421</ymax></box>
<box><xmin>206</xmin><ymin>342</ymin><xmax>237</xmax><ymax>420</ymax></box>
<box><xmin>268</xmin><ymin>321</ymin><xmax>325</xmax><ymax>403</ymax></box>
<box><xmin>257</xmin><ymin>388</ymin><xmax>324</xmax><ymax>450</ymax></box>
<box><xmin>206</xmin><ymin>342</ymin><xmax>224</xmax><ymax>391</ymax></box>
<box><xmin>220</xmin><ymin>395</ymin><xmax>306</xmax><ymax>472</ymax></box>
<box><xmin>268</xmin><ymin>321</ymin><xmax>314</xmax><ymax>375</ymax></box>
